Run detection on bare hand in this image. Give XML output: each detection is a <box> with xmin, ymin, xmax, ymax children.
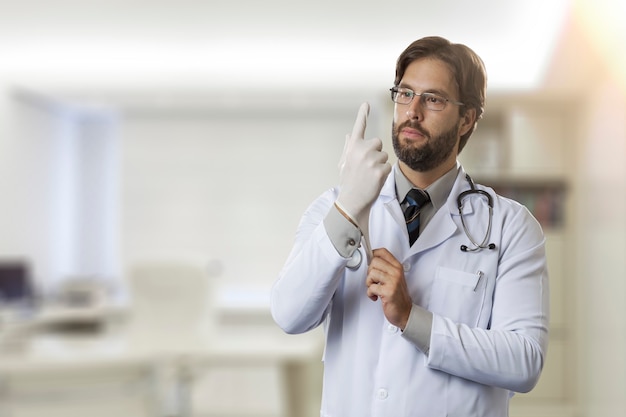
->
<box><xmin>365</xmin><ymin>248</ymin><xmax>413</xmax><ymax>329</ymax></box>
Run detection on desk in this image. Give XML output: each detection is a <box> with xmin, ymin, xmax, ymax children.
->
<box><xmin>0</xmin><ymin>312</ymin><xmax>324</xmax><ymax>417</ymax></box>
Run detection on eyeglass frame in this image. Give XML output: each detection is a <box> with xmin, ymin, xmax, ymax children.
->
<box><xmin>389</xmin><ymin>86</ymin><xmax>464</xmax><ymax>111</ymax></box>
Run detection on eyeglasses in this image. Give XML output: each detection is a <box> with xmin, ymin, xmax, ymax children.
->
<box><xmin>390</xmin><ymin>87</ymin><xmax>463</xmax><ymax>111</ymax></box>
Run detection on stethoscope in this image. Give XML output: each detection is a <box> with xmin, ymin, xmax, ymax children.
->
<box><xmin>346</xmin><ymin>173</ymin><xmax>496</xmax><ymax>269</ymax></box>
<box><xmin>458</xmin><ymin>174</ymin><xmax>496</xmax><ymax>252</ymax></box>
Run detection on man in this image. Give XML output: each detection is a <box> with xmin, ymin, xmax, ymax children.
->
<box><xmin>271</xmin><ymin>36</ymin><xmax>549</xmax><ymax>417</ymax></box>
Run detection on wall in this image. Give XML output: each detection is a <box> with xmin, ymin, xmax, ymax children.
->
<box><xmin>0</xmin><ymin>92</ymin><xmax>122</xmax><ymax>298</ymax></box>
<box><xmin>0</xmin><ymin>94</ymin><xmax>79</xmax><ymax>293</ymax></box>
<box><xmin>2</xmin><ymin>89</ymin><xmax>389</xmax><ymax>299</ymax></box>
<box><xmin>118</xmin><ymin>93</ymin><xmax>387</xmax><ymax>293</ymax></box>
<box><xmin>577</xmin><ymin>78</ymin><xmax>626</xmax><ymax>417</ymax></box>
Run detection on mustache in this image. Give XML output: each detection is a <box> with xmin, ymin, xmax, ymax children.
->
<box><xmin>397</xmin><ymin>120</ymin><xmax>430</xmax><ymax>138</ymax></box>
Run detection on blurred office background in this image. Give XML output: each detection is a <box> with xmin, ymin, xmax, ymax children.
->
<box><xmin>0</xmin><ymin>0</ymin><xmax>624</xmax><ymax>416</ymax></box>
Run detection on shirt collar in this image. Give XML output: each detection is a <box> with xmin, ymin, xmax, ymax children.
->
<box><xmin>394</xmin><ymin>162</ymin><xmax>460</xmax><ymax>211</ymax></box>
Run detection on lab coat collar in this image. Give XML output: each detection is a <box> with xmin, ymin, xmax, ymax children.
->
<box><xmin>380</xmin><ymin>167</ymin><xmax>400</xmax><ymax>201</ymax></box>
<box><xmin>380</xmin><ymin>164</ymin><xmax>472</xmax><ymax>255</ymax></box>
<box><xmin>410</xmin><ymin>167</ymin><xmax>468</xmax><ymax>254</ymax></box>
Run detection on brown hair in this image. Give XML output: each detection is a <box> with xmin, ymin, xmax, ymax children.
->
<box><xmin>394</xmin><ymin>36</ymin><xmax>487</xmax><ymax>152</ymax></box>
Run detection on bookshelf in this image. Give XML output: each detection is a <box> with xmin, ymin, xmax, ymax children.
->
<box><xmin>480</xmin><ymin>179</ymin><xmax>568</xmax><ymax>230</ymax></box>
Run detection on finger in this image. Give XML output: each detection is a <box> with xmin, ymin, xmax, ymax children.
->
<box><xmin>365</xmin><ymin>272</ymin><xmax>381</xmax><ymax>288</ymax></box>
<box><xmin>366</xmin><ymin>284</ymin><xmax>379</xmax><ymax>302</ymax></box>
<box><xmin>372</xmin><ymin>248</ymin><xmax>401</xmax><ymax>266</ymax></box>
<box><xmin>370</xmin><ymin>137</ymin><xmax>384</xmax><ymax>152</ymax></box>
<box><xmin>350</xmin><ymin>102</ymin><xmax>370</xmax><ymax>140</ymax></box>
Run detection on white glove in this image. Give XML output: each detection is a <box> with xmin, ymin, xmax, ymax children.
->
<box><xmin>336</xmin><ymin>103</ymin><xmax>391</xmax><ymax>262</ymax></box>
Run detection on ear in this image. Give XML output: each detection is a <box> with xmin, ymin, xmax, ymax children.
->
<box><xmin>458</xmin><ymin>108</ymin><xmax>477</xmax><ymax>137</ymax></box>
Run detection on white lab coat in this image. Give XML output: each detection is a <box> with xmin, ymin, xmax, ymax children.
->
<box><xmin>271</xmin><ymin>165</ymin><xmax>549</xmax><ymax>417</ymax></box>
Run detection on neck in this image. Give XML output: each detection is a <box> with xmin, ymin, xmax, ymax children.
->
<box><xmin>399</xmin><ymin>159</ymin><xmax>457</xmax><ymax>189</ymax></box>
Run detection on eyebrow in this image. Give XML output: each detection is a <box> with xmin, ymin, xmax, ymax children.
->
<box><xmin>397</xmin><ymin>83</ymin><xmax>452</xmax><ymax>98</ymax></box>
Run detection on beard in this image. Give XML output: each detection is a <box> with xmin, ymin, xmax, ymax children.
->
<box><xmin>392</xmin><ymin>120</ymin><xmax>459</xmax><ymax>172</ymax></box>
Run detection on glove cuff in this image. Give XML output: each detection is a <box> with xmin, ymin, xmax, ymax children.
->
<box><xmin>334</xmin><ymin>200</ymin><xmax>361</xmax><ymax>232</ymax></box>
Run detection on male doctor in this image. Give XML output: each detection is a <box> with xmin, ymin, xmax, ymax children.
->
<box><xmin>271</xmin><ymin>36</ymin><xmax>549</xmax><ymax>417</ymax></box>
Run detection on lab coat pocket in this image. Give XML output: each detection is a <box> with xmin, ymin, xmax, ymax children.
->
<box><xmin>428</xmin><ymin>267</ymin><xmax>486</xmax><ymax>326</ymax></box>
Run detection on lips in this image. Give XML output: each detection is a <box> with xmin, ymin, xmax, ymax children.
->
<box><xmin>401</xmin><ymin>125</ymin><xmax>428</xmax><ymax>140</ymax></box>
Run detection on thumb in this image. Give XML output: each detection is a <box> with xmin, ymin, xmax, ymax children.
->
<box><xmin>350</xmin><ymin>102</ymin><xmax>370</xmax><ymax>140</ymax></box>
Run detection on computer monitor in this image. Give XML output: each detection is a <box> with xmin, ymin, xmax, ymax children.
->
<box><xmin>0</xmin><ymin>260</ymin><xmax>35</xmax><ymax>306</ymax></box>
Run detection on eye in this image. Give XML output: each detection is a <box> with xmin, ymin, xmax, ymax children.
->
<box><xmin>399</xmin><ymin>89</ymin><xmax>414</xmax><ymax>99</ymax></box>
<box><xmin>424</xmin><ymin>93</ymin><xmax>445</xmax><ymax>105</ymax></box>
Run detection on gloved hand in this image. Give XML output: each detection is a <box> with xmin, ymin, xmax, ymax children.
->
<box><xmin>336</xmin><ymin>103</ymin><xmax>391</xmax><ymax>262</ymax></box>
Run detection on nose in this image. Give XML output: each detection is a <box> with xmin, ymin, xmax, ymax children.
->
<box><xmin>405</xmin><ymin>98</ymin><xmax>422</xmax><ymax>120</ymax></box>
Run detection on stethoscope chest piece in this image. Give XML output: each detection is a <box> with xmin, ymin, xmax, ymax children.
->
<box><xmin>346</xmin><ymin>248</ymin><xmax>362</xmax><ymax>269</ymax></box>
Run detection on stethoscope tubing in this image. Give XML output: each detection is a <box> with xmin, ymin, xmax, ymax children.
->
<box><xmin>457</xmin><ymin>174</ymin><xmax>496</xmax><ymax>252</ymax></box>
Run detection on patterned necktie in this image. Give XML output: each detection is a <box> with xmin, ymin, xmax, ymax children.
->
<box><xmin>403</xmin><ymin>189</ymin><xmax>431</xmax><ymax>246</ymax></box>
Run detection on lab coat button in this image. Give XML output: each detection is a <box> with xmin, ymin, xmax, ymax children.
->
<box><xmin>403</xmin><ymin>263</ymin><xmax>411</xmax><ymax>272</ymax></box>
<box><xmin>387</xmin><ymin>324</ymin><xmax>398</xmax><ymax>333</ymax></box>
<box><xmin>348</xmin><ymin>238</ymin><xmax>356</xmax><ymax>247</ymax></box>
<box><xmin>377</xmin><ymin>388</ymin><xmax>388</xmax><ymax>400</ymax></box>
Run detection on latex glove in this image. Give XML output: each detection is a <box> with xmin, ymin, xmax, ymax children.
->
<box><xmin>336</xmin><ymin>103</ymin><xmax>391</xmax><ymax>263</ymax></box>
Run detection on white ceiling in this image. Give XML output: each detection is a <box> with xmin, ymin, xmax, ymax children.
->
<box><xmin>0</xmin><ymin>0</ymin><xmax>573</xmax><ymax>93</ymax></box>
